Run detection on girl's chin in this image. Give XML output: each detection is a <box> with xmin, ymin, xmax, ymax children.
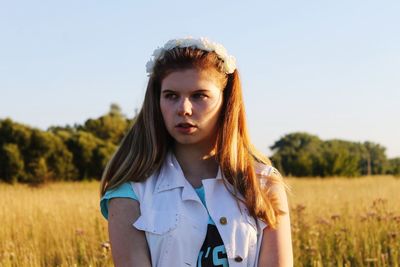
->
<box><xmin>173</xmin><ymin>137</ymin><xmax>200</xmax><ymax>146</ymax></box>
<box><xmin>172</xmin><ymin>136</ymin><xmax>216</xmax><ymax>149</ymax></box>
<box><xmin>172</xmin><ymin>136</ymin><xmax>202</xmax><ymax>146</ymax></box>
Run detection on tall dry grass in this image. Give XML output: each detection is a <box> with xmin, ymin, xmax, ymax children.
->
<box><xmin>0</xmin><ymin>182</ymin><xmax>111</xmax><ymax>267</ymax></box>
<box><xmin>0</xmin><ymin>176</ymin><xmax>399</xmax><ymax>266</ymax></box>
<box><xmin>288</xmin><ymin>176</ymin><xmax>400</xmax><ymax>267</ymax></box>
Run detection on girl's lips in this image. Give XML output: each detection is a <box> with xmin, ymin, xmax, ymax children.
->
<box><xmin>176</xmin><ymin>122</ymin><xmax>195</xmax><ymax>127</ymax></box>
<box><xmin>175</xmin><ymin>124</ymin><xmax>197</xmax><ymax>134</ymax></box>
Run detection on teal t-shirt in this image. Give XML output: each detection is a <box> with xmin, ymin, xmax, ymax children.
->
<box><xmin>100</xmin><ymin>182</ymin><xmax>229</xmax><ymax>267</ymax></box>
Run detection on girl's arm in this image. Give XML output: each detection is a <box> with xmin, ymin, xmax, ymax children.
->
<box><xmin>108</xmin><ymin>198</ymin><xmax>152</xmax><ymax>267</ymax></box>
<box><xmin>257</xmin><ymin>185</ymin><xmax>293</xmax><ymax>267</ymax></box>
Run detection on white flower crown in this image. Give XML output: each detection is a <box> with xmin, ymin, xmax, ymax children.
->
<box><xmin>146</xmin><ymin>37</ymin><xmax>237</xmax><ymax>76</ymax></box>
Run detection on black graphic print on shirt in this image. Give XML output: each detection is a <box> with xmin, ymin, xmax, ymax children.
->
<box><xmin>197</xmin><ymin>224</ymin><xmax>228</xmax><ymax>267</ymax></box>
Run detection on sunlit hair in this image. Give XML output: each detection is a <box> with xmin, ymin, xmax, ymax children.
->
<box><xmin>100</xmin><ymin>47</ymin><xmax>288</xmax><ymax>228</ymax></box>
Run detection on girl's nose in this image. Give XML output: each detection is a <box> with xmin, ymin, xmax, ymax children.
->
<box><xmin>177</xmin><ymin>98</ymin><xmax>192</xmax><ymax>116</ymax></box>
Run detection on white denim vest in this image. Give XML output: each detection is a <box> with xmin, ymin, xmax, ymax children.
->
<box><xmin>131</xmin><ymin>152</ymin><xmax>273</xmax><ymax>267</ymax></box>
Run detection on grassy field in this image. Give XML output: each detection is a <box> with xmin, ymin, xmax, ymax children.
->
<box><xmin>1</xmin><ymin>176</ymin><xmax>399</xmax><ymax>267</ymax></box>
<box><xmin>288</xmin><ymin>176</ymin><xmax>399</xmax><ymax>266</ymax></box>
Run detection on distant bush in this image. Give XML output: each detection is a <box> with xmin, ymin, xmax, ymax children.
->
<box><xmin>0</xmin><ymin>104</ymin><xmax>133</xmax><ymax>184</ymax></box>
<box><xmin>270</xmin><ymin>132</ymin><xmax>396</xmax><ymax>177</ymax></box>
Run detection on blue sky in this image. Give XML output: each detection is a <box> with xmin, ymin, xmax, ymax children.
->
<box><xmin>1</xmin><ymin>0</ymin><xmax>399</xmax><ymax>157</ymax></box>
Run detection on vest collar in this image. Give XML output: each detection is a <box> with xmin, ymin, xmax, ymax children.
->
<box><xmin>155</xmin><ymin>151</ymin><xmax>223</xmax><ymax>194</ymax></box>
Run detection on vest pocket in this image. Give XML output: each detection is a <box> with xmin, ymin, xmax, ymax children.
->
<box><xmin>133</xmin><ymin>209</ymin><xmax>180</xmax><ymax>235</ymax></box>
<box><xmin>132</xmin><ymin>209</ymin><xmax>181</xmax><ymax>266</ymax></box>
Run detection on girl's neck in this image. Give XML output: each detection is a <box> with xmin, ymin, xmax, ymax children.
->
<box><xmin>173</xmin><ymin>143</ymin><xmax>219</xmax><ymax>187</ymax></box>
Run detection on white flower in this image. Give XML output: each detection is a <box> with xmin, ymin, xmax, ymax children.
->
<box><xmin>225</xmin><ymin>55</ymin><xmax>237</xmax><ymax>73</ymax></box>
<box><xmin>152</xmin><ymin>47</ymin><xmax>163</xmax><ymax>59</ymax></box>
<box><xmin>145</xmin><ymin>59</ymin><xmax>155</xmax><ymax>76</ymax></box>
<box><xmin>180</xmin><ymin>38</ymin><xmax>193</xmax><ymax>48</ymax></box>
<box><xmin>146</xmin><ymin>37</ymin><xmax>237</xmax><ymax>76</ymax></box>
<box><xmin>163</xmin><ymin>39</ymin><xmax>177</xmax><ymax>50</ymax></box>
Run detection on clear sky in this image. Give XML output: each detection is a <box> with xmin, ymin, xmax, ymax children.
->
<box><xmin>1</xmin><ymin>0</ymin><xmax>399</xmax><ymax>158</ymax></box>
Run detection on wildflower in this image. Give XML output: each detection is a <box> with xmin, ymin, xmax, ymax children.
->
<box><xmin>75</xmin><ymin>228</ymin><xmax>84</xmax><ymax>236</ymax></box>
<box><xmin>309</xmin><ymin>230</ymin><xmax>320</xmax><ymax>237</ymax></box>
<box><xmin>372</xmin><ymin>198</ymin><xmax>387</xmax><ymax>207</ymax></box>
<box><xmin>291</xmin><ymin>226</ymin><xmax>300</xmax><ymax>233</ymax></box>
<box><xmin>304</xmin><ymin>246</ymin><xmax>317</xmax><ymax>255</ymax></box>
<box><xmin>316</xmin><ymin>217</ymin><xmax>331</xmax><ymax>226</ymax></box>
<box><xmin>294</xmin><ymin>204</ymin><xmax>306</xmax><ymax>213</ymax></box>
<box><xmin>388</xmin><ymin>232</ymin><xmax>397</xmax><ymax>239</ymax></box>
<box><xmin>392</xmin><ymin>216</ymin><xmax>400</xmax><ymax>223</ymax></box>
<box><xmin>101</xmin><ymin>241</ymin><xmax>111</xmax><ymax>251</ymax></box>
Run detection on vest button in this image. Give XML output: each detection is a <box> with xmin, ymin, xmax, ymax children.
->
<box><xmin>219</xmin><ymin>216</ymin><xmax>227</xmax><ymax>225</ymax></box>
<box><xmin>234</xmin><ymin>255</ymin><xmax>243</xmax><ymax>262</ymax></box>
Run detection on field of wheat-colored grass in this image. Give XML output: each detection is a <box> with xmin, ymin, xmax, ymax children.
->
<box><xmin>0</xmin><ymin>182</ymin><xmax>111</xmax><ymax>267</ymax></box>
<box><xmin>1</xmin><ymin>176</ymin><xmax>399</xmax><ymax>267</ymax></box>
<box><xmin>288</xmin><ymin>176</ymin><xmax>400</xmax><ymax>267</ymax></box>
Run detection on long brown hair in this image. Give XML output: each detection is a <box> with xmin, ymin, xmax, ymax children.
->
<box><xmin>100</xmin><ymin>46</ymin><xmax>287</xmax><ymax>228</ymax></box>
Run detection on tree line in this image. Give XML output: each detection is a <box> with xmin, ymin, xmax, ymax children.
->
<box><xmin>0</xmin><ymin>104</ymin><xmax>132</xmax><ymax>184</ymax></box>
<box><xmin>270</xmin><ymin>132</ymin><xmax>399</xmax><ymax>177</ymax></box>
<box><xmin>0</xmin><ymin>104</ymin><xmax>399</xmax><ymax>183</ymax></box>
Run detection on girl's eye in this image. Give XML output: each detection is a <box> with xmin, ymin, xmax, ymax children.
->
<box><xmin>164</xmin><ymin>93</ymin><xmax>178</xmax><ymax>100</ymax></box>
<box><xmin>192</xmin><ymin>93</ymin><xmax>208</xmax><ymax>100</ymax></box>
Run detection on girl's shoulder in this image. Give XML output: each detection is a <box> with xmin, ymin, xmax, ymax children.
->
<box><xmin>100</xmin><ymin>182</ymin><xmax>139</xmax><ymax>220</ymax></box>
<box><xmin>253</xmin><ymin>161</ymin><xmax>285</xmax><ymax>191</ymax></box>
<box><xmin>254</xmin><ymin>161</ymin><xmax>282</xmax><ymax>179</ymax></box>
<box><xmin>253</xmin><ymin>162</ymin><xmax>289</xmax><ymax>212</ymax></box>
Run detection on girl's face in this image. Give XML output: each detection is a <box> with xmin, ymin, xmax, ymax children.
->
<box><xmin>160</xmin><ymin>68</ymin><xmax>224</xmax><ymax>148</ymax></box>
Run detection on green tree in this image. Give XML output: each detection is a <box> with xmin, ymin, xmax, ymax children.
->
<box><xmin>0</xmin><ymin>106</ymin><xmax>134</xmax><ymax>183</ymax></box>
<box><xmin>320</xmin><ymin>140</ymin><xmax>361</xmax><ymax>177</ymax></box>
<box><xmin>0</xmin><ymin>118</ymin><xmax>32</xmax><ymax>151</ymax></box>
<box><xmin>0</xmin><ymin>119</ymin><xmax>79</xmax><ymax>183</ymax></box>
<box><xmin>362</xmin><ymin>141</ymin><xmax>388</xmax><ymax>175</ymax></box>
<box><xmin>80</xmin><ymin>104</ymin><xmax>130</xmax><ymax>145</ymax></box>
<box><xmin>270</xmin><ymin>132</ymin><xmax>323</xmax><ymax>177</ymax></box>
<box><xmin>0</xmin><ymin>143</ymin><xmax>25</xmax><ymax>183</ymax></box>
<box><xmin>46</xmin><ymin>134</ymin><xmax>78</xmax><ymax>181</ymax></box>
<box><xmin>90</xmin><ymin>141</ymin><xmax>117</xmax><ymax>179</ymax></box>
<box><xmin>387</xmin><ymin>157</ymin><xmax>400</xmax><ymax>176</ymax></box>
<box><xmin>28</xmin><ymin>157</ymin><xmax>49</xmax><ymax>184</ymax></box>
<box><xmin>269</xmin><ymin>132</ymin><xmax>391</xmax><ymax>177</ymax></box>
<box><xmin>65</xmin><ymin>131</ymin><xmax>116</xmax><ymax>180</ymax></box>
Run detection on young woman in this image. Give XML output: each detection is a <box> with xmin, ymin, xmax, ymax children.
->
<box><xmin>100</xmin><ymin>37</ymin><xmax>293</xmax><ymax>267</ymax></box>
